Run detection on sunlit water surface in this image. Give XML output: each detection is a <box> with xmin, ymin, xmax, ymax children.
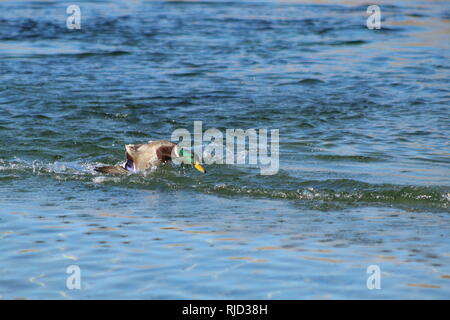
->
<box><xmin>0</xmin><ymin>0</ymin><xmax>449</xmax><ymax>299</ymax></box>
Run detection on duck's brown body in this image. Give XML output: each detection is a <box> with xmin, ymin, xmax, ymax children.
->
<box><xmin>95</xmin><ymin>140</ymin><xmax>177</xmax><ymax>174</ymax></box>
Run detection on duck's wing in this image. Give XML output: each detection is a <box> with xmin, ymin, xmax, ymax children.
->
<box><xmin>94</xmin><ymin>165</ymin><xmax>129</xmax><ymax>175</ymax></box>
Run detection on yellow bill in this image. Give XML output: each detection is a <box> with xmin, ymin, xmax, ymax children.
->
<box><xmin>194</xmin><ymin>162</ymin><xmax>206</xmax><ymax>173</ymax></box>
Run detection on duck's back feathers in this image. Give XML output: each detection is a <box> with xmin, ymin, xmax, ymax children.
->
<box><xmin>95</xmin><ymin>140</ymin><xmax>178</xmax><ymax>174</ymax></box>
<box><xmin>125</xmin><ymin>140</ymin><xmax>176</xmax><ymax>170</ymax></box>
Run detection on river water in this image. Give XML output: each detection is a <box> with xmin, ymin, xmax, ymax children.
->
<box><xmin>0</xmin><ymin>0</ymin><xmax>449</xmax><ymax>299</ymax></box>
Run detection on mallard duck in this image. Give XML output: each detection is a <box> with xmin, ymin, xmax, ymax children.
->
<box><xmin>94</xmin><ymin>140</ymin><xmax>206</xmax><ymax>174</ymax></box>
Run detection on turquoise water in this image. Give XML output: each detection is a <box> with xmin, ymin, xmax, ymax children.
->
<box><xmin>0</xmin><ymin>0</ymin><xmax>449</xmax><ymax>299</ymax></box>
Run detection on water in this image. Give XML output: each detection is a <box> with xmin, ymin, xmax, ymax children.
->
<box><xmin>0</xmin><ymin>0</ymin><xmax>449</xmax><ymax>299</ymax></box>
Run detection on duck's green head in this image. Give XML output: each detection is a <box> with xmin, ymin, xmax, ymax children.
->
<box><xmin>176</xmin><ymin>147</ymin><xmax>206</xmax><ymax>173</ymax></box>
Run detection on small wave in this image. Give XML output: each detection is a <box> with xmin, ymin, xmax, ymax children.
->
<box><xmin>70</xmin><ymin>50</ymin><xmax>131</xmax><ymax>58</ymax></box>
<box><xmin>202</xmin><ymin>183</ymin><xmax>449</xmax><ymax>211</ymax></box>
<box><xmin>1</xmin><ymin>159</ymin><xmax>448</xmax><ymax>211</ymax></box>
<box><xmin>277</xmin><ymin>79</ymin><xmax>324</xmax><ymax>86</ymax></box>
<box><xmin>0</xmin><ymin>158</ymin><xmax>96</xmax><ymax>176</ymax></box>
<box><xmin>169</xmin><ymin>72</ymin><xmax>205</xmax><ymax>78</ymax></box>
<box><xmin>329</xmin><ymin>40</ymin><xmax>367</xmax><ymax>46</ymax></box>
<box><xmin>313</xmin><ymin>154</ymin><xmax>382</xmax><ymax>162</ymax></box>
<box><xmin>298</xmin><ymin>78</ymin><xmax>325</xmax><ymax>85</ymax></box>
<box><xmin>92</xmin><ymin>176</ymin><xmax>122</xmax><ymax>184</ymax></box>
